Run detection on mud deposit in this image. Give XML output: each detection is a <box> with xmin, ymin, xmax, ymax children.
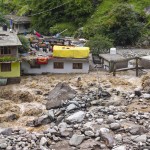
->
<box><xmin>0</xmin><ymin>71</ymin><xmax>150</xmax><ymax>150</ymax></box>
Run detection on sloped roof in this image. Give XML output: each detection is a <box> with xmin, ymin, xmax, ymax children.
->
<box><xmin>4</xmin><ymin>15</ymin><xmax>31</xmax><ymax>24</ymax></box>
<box><xmin>0</xmin><ymin>31</ymin><xmax>22</xmax><ymax>46</ymax></box>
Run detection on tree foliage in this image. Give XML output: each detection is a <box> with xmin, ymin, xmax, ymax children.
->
<box><xmin>86</xmin><ymin>35</ymin><xmax>113</xmax><ymax>55</ymax></box>
<box><xmin>0</xmin><ymin>0</ymin><xmax>150</xmax><ymax>47</ymax></box>
<box><xmin>18</xmin><ymin>35</ymin><xmax>30</xmax><ymax>53</ymax></box>
<box><xmin>0</xmin><ymin>13</ymin><xmax>8</xmax><ymax>26</ymax></box>
<box><xmin>101</xmin><ymin>4</ymin><xmax>143</xmax><ymax>46</ymax></box>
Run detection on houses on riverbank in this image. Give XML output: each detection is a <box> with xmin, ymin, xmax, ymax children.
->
<box><xmin>1</xmin><ymin>27</ymin><xmax>150</xmax><ymax>85</ymax></box>
<box><xmin>0</xmin><ymin>31</ymin><xmax>21</xmax><ymax>85</ymax></box>
<box><xmin>0</xmin><ymin>29</ymin><xmax>90</xmax><ymax>85</ymax></box>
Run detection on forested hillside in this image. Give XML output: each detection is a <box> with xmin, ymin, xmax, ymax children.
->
<box><xmin>0</xmin><ymin>0</ymin><xmax>150</xmax><ymax>49</ymax></box>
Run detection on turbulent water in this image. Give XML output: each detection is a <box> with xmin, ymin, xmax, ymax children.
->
<box><xmin>0</xmin><ymin>71</ymin><xmax>150</xmax><ymax>149</ymax></box>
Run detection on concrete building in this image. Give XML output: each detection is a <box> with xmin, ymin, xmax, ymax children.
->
<box><xmin>0</xmin><ymin>31</ymin><xmax>22</xmax><ymax>85</ymax></box>
<box><xmin>5</xmin><ymin>15</ymin><xmax>31</xmax><ymax>34</ymax></box>
<box><xmin>21</xmin><ymin>57</ymin><xmax>89</xmax><ymax>74</ymax></box>
<box><xmin>99</xmin><ymin>53</ymin><xmax>128</xmax><ymax>72</ymax></box>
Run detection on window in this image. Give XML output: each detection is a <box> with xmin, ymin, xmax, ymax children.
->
<box><xmin>0</xmin><ymin>47</ymin><xmax>11</xmax><ymax>55</ymax></box>
<box><xmin>24</xmin><ymin>23</ymin><xmax>30</xmax><ymax>29</ymax></box>
<box><xmin>54</xmin><ymin>62</ymin><xmax>64</xmax><ymax>69</ymax></box>
<box><xmin>73</xmin><ymin>63</ymin><xmax>82</xmax><ymax>69</ymax></box>
<box><xmin>1</xmin><ymin>63</ymin><xmax>11</xmax><ymax>72</ymax></box>
<box><xmin>30</xmin><ymin>64</ymin><xmax>41</xmax><ymax>68</ymax></box>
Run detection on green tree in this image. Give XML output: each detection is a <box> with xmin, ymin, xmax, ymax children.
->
<box><xmin>101</xmin><ymin>4</ymin><xmax>143</xmax><ymax>46</ymax></box>
<box><xmin>86</xmin><ymin>34</ymin><xmax>113</xmax><ymax>55</ymax></box>
<box><xmin>0</xmin><ymin>13</ymin><xmax>8</xmax><ymax>26</ymax></box>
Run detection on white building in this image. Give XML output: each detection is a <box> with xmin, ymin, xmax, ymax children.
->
<box><xmin>21</xmin><ymin>57</ymin><xmax>89</xmax><ymax>74</ymax></box>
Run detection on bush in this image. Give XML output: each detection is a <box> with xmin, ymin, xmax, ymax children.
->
<box><xmin>86</xmin><ymin>34</ymin><xmax>114</xmax><ymax>55</ymax></box>
<box><xmin>18</xmin><ymin>35</ymin><xmax>30</xmax><ymax>53</ymax></box>
<box><xmin>0</xmin><ymin>13</ymin><xmax>8</xmax><ymax>26</ymax></box>
<box><xmin>0</xmin><ymin>56</ymin><xmax>17</xmax><ymax>62</ymax></box>
<box><xmin>49</xmin><ymin>22</ymin><xmax>76</xmax><ymax>37</ymax></box>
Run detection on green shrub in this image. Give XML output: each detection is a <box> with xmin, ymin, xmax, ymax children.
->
<box><xmin>49</xmin><ymin>22</ymin><xmax>76</xmax><ymax>37</ymax></box>
<box><xmin>18</xmin><ymin>35</ymin><xmax>30</xmax><ymax>53</ymax></box>
<box><xmin>86</xmin><ymin>34</ymin><xmax>114</xmax><ymax>55</ymax></box>
<box><xmin>0</xmin><ymin>56</ymin><xmax>17</xmax><ymax>62</ymax></box>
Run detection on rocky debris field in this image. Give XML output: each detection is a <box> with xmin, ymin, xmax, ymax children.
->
<box><xmin>0</xmin><ymin>71</ymin><xmax>150</xmax><ymax>150</ymax></box>
<box><xmin>117</xmin><ymin>49</ymin><xmax>150</xmax><ymax>58</ymax></box>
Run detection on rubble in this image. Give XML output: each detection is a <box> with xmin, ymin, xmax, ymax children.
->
<box><xmin>0</xmin><ymin>72</ymin><xmax>150</xmax><ymax>149</ymax></box>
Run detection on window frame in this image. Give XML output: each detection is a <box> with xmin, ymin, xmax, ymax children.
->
<box><xmin>30</xmin><ymin>64</ymin><xmax>41</xmax><ymax>69</ymax></box>
<box><xmin>73</xmin><ymin>63</ymin><xmax>83</xmax><ymax>69</ymax></box>
<box><xmin>0</xmin><ymin>46</ymin><xmax>11</xmax><ymax>55</ymax></box>
<box><xmin>1</xmin><ymin>63</ymin><xmax>11</xmax><ymax>72</ymax></box>
<box><xmin>53</xmin><ymin>62</ymin><xmax>64</xmax><ymax>69</ymax></box>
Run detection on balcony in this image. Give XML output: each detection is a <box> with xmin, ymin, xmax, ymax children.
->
<box><xmin>0</xmin><ymin>56</ymin><xmax>20</xmax><ymax>63</ymax></box>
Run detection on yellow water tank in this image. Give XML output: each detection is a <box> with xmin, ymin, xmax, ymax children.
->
<box><xmin>53</xmin><ymin>46</ymin><xmax>90</xmax><ymax>58</ymax></box>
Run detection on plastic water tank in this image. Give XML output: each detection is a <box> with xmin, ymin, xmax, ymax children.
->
<box><xmin>110</xmin><ymin>48</ymin><xmax>116</xmax><ymax>54</ymax></box>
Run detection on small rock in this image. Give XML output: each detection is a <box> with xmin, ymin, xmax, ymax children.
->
<box><xmin>115</xmin><ymin>134</ymin><xmax>123</xmax><ymax>142</ymax></box>
<box><xmin>66</xmin><ymin>104</ymin><xmax>78</xmax><ymax>112</ymax></box>
<box><xmin>96</xmin><ymin>118</ymin><xmax>104</xmax><ymax>124</ymax></box>
<box><xmin>40</xmin><ymin>137</ymin><xmax>48</xmax><ymax>146</ymax></box>
<box><xmin>107</xmin><ymin>115</ymin><xmax>115</xmax><ymax>123</ymax></box>
<box><xmin>66</xmin><ymin>111</ymin><xmax>85</xmax><ymax>123</ymax></box>
<box><xmin>129</xmin><ymin>94</ymin><xmax>135</xmax><ymax>98</ymax></box>
<box><xmin>0</xmin><ymin>143</ymin><xmax>7</xmax><ymax>149</ymax></box>
<box><xmin>129</xmin><ymin>126</ymin><xmax>146</xmax><ymax>135</ymax></box>
<box><xmin>0</xmin><ymin>128</ymin><xmax>13</xmax><ymax>135</ymax></box>
<box><xmin>143</xmin><ymin>93</ymin><xmax>150</xmax><ymax>99</ymax></box>
<box><xmin>84</xmin><ymin>131</ymin><xmax>95</xmax><ymax>137</ymax></box>
<box><xmin>69</xmin><ymin>134</ymin><xmax>85</xmax><ymax>146</ymax></box>
<box><xmin>6</xmin><ymin>146</ymin><xmax>13</xmax><ymax>150</ymax></box>
<box><xmin>48</xmin><ymin>110</ymin><xmax>55</xmax><ymax>120</ymax></box>
<box><xmin>99</xmin><ymin>128</ymin><xmax>114</xmax><ymax>148</ymax></box>
<box><xmin>112</xmin><ymin>145</ymin><xmax>126</xmax><ymax>150</ymax></box>
<box><xmin>131</xmin><ymin>134</ymin><xmax>147</xmax><ymax>142</ymax></box>
<box><xmin>110</xmin><ymin>123</ymin><xmax>121</xmax><ymax>130</ymax></box>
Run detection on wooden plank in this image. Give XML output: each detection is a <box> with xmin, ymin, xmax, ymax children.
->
<box><xmin>136</xmin><ymin>57</ymin><xmax>138</xmax><ymax>77</ymax></box>
<box><xmin>113</xmin><ymin>62</ymin><xmax>116</xmax><ymax>76</ymax></box>
<box><xmin>115</xmin><ymin>66</ymin><xmax>143</xmax><ymax>72</ymax></box>
<box><xmin>115</xmin><ymin>67</ymin><xmax>136</xmax><ymax>72</ymax></box>
<box><xmin>112</xmin><ymin>57</ymin><xmax>140</xmax><ymax>63</ymax></box>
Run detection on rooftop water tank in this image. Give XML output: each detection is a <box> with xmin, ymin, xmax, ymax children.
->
<box><xmin>110</xmin><ymin>48</ymin><xmax>116</xmax><ymax>55</ymax></box>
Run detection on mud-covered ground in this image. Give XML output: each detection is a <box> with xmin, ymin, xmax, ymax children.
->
<box><xmin>0</xmin><ymin>70</ymin><xmax>150</xmax><ymax>150</ymax></box>
<box><xmin>0</xmin><ymin>70</ymin><xmax>145</xmax><ymax>131</ymax></box>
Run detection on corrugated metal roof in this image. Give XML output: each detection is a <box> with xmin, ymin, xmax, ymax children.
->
<box><xmin>0</xmin><ymin>31</ymin><xmax>22</xmax><ymax>46</ymax></box>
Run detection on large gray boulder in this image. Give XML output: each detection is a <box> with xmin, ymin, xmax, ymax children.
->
<box><xmin>46</xmin><ymin>82</ymin><xmax>77</xmax><ymax>110</ymax></box>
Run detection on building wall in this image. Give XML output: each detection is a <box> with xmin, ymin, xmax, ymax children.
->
<box><xmin>14</xmin><ymin>23</ymin><xmax>30</xmax><ymax>34</ymax></box>
<box><xmin>0</xmin><ymin>62</ymin><xmax>20</xmax><ymax>77</ymax></box>
<box><xmin>21</xmin><ymin>60</ymin><xmax>89</xmax><ymax>74</ymax></box>
<box><xmin>0</xmin><ymin>46</ymin><xmax>18</xmax><ymax>57</ymax></box>
<box><xmin>103</xmin><ymin>59</ymin><xmax>128</xmax><ymax>72</ymax></box>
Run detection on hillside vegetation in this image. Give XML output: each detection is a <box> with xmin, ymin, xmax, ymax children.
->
<box><xmin>0</xmin><ymin>0</ymin><xmax>150</xmax><ymax>51</ymax></box>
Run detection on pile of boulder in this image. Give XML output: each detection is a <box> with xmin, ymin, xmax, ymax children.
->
<box><xmin>0</xmin><ymin>82</ymin><xmax>150</xmax><ymax>150</ymax></box>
